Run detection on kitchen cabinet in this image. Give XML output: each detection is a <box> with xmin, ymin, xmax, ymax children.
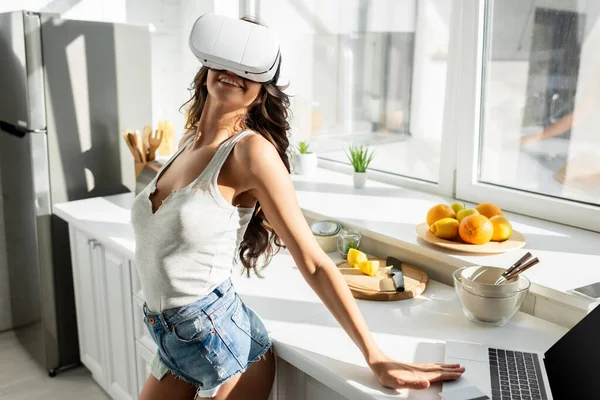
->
<box><xmin>68</xmin><ymin>227</ymin><xmax>137</xmax><ymax>400</ymax></box>
<box><xmin>274</xmin><ymin>358</ymin><xmax>346</xmax><ymax>400</ymax></box>
<box><xmin>304</xmin><ymin>375</ymin><xmax>347</xmax><ymax>400</ymax></box>
<box><xmin>101</xmin><ymin>248</ymin><xmax>137</xmax><ymax>400</ymax></box>
<box><xmin>135</xmin><ymin>340</ymin><xmax>155</xmax><ymax>395</ymax></box>
<box><xmin>68</xmin><ymin>228</ymin><xmax>109</xmax><ymax>387</ymax></box>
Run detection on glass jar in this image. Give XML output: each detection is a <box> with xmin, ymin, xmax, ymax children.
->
<box><xmin>336</xmin><ymin>228</ymin><xmax>362</xmax><ymax>257</ymax></box>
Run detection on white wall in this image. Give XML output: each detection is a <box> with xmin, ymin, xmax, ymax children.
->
<box><xmin>126</xmin><ymin>0</ymin><xmax>185</xmax><ymax>145</ymax></box>
<box><xmin>0</xmin><ymin>0</ymin><xmax>127</xmax><ymax>21</ymax></box>
<box><xmin>127</xmin><ymin>0</ymin><xmax>228</xmax><ymax>146</ymax></box>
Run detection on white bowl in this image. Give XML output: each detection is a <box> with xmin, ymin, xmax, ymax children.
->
<box><xmin>311</xmin><ymin>220</ymin><xmax>341</xmax><ymax>253</ymax></box>
<box><xmin>461</xmin><ymin>266</ymin><xmax>520</xmax><ymax>297</ymax></box>
<box><xmin>314</xmin><ymin>234</ymin><xmax>337</xmax><ymax>252</ymax></box>
<box><xmin>453</xmin><ymin>266</ymin><xmax>530</xmax><ymax>326</ymax></box>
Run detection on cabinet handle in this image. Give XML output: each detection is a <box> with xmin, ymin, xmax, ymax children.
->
<box><xmin>88</xmin><ymin>239</ymin><xmax>99</xmax><ymax>249</ymax></box>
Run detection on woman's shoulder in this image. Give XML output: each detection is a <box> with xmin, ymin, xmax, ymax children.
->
<box><xmin>236</xmin><ymin>130</ymin><xmax>277</xmax><ymax>158</ymax></box>
<box><xmin>232</xmin><ymin>131</ymin><xmax>280</xmax><ymax>171</ymax></box>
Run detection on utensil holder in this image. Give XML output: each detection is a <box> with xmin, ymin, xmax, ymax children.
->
<box><xmin>135</xmin><ymin>161</ymin><xmax>145</xmax><ymax>178</ymax></box>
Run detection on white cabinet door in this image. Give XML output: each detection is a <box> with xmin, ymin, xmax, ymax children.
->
<box><xmin>274</xmin><ymin>358</ymin><xmax>347</xmax><ymax>400</ymax></box>
<box><xmin>135</xmin><ymin>341</ymin><xmax>155</xmax><ymax>396</ymax></box>
<box><xmin>100</xmin><ymin>247</ymin><xmax>137</xmax><ymax>400</ymax></box>
<box><xmin>304</xmin><ymin>375</ymin><xmax>347</xmax><ymax>400</ymax></box>
<box><xmin>68</xmin><ymin>227</ymin><xmax>108</xmax><ymax>387</ymax></box>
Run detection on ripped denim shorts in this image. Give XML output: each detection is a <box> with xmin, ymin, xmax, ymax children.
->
<box><xmin>143</xmin><ymin>279</ymin><xmax>272</xmax><ymax>398</ymax></box>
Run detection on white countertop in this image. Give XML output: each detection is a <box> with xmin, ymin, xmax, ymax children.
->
<box><xmin>292</xmin><ymin>168</ymin><xmax>600</xmax><ymax>312</ymax></box>
<box><xmin>55</xmin><ymin>194</ymin><xmax>137</xmax><ymax>260</ymax></box>
<box><xmin>55</xmin><ymin>193</ymin><xmax>568</xmax><ymax>399</ymax></box>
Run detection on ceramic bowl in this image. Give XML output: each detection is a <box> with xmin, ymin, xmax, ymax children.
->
<box><xmin>311</xmin><ymin>220</ymin><xmax>342</xmax><ymax>253</ymax></box>
<box><xmin>453</xmin><ymin>266</ymin><xmax>530</xmax><ymax>326</ymax></box>
<box><xmin>461</xmin><ymin>266</ymin><xmax>520</xmax><ymax>297</ymax></box>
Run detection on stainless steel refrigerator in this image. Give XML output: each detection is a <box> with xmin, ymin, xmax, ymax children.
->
<box><xmin>0</xmin><ymin>10</ymin><xmax>152</xmax><ymax>375</ymax></box>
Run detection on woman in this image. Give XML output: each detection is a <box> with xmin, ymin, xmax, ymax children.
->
<box><xmin>131</xmin><ymin>18</ymin><xmax>464</xmax><ymax>400</ymax></box>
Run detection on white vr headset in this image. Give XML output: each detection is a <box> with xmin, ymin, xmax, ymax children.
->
<box><xmin>189</xmin><ymin>13</ymin><xmax>281</xmax><ymax>83</ymax></box>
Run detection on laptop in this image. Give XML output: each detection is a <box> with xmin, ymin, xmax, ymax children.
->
<box><xmin>443</xmin><ymin>303</ymin><xmax>599</xmax><ymax>399</ymax></box>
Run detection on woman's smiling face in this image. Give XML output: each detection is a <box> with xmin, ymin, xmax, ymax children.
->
<box><xmin>206</xmin><ymin>69</ymin><xmax>262</xmax><ymax>108</ymax></box>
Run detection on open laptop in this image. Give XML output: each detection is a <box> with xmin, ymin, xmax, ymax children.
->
<box><xmin>443</xmin><ymin>303</ymin><xmax>599</xmax><ymax>399</ymax></box>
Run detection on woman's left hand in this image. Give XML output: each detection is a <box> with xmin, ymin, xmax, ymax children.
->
<box><xmin>368</xmin><ymin>353</ymin><xmax>465</xmax><ymax>390</ymax></box>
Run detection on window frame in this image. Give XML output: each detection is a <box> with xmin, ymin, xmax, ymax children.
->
<box><xmin>315</xmin><ymin>0</ymin><xmax>461</xmax><ymax>197</ymax></box>
<box><xmin>452</xmin><ymin>0</ymin><xmax>600</xmax><ymax>233</ymax></box>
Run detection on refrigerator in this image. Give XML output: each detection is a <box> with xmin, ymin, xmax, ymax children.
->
<box><xmin>0</xmin><ymin>10</ymin><xmax>152</xmax><ymax>375</ymax></box>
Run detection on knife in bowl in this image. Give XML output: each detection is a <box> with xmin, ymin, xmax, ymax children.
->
<box><xmin>386</xmin><ymin>256</ymin><xmax>405</xmax><ymax>292</ymax></box>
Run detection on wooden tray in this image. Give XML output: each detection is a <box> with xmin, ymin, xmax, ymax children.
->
<box><xmin>415</xmin><ymin>223</ymin><xmax>526</xmax><ymax>254</ymax></box>
<box><xmin>337</xmin><ymin>258</ymin><xmax>428</xmax><ymax>301</ymax></box>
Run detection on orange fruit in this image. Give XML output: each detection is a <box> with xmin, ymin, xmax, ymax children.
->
<box><xmin>490</xmin><ymin>215</ymin><xmax>512</xmax><ymax>241</ymax></box>
<box><xmin>475</xmin><ymin>202</ymin><xmax>503</xmax><ymax>219</ymax></box>
<box><xmin>459</xmin><ymin>215</ymin><xmax>494</xmax><ymax>245</ymax></box>
<box><xmin>426</xmin><ymin>204</ymin><xmax>456</xmax><ymax>227</ymax></box>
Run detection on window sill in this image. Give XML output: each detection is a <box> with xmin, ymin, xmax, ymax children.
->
<box><xmin>292</xmin><ymin>167</ymin><xmax>599</xmax><ymax>314</ymax></box>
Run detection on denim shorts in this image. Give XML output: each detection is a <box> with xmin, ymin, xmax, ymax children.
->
<box><xmin>143</xmin><ymin>279</ymin><xmax>272</xmax><ymax>398</ymax></box>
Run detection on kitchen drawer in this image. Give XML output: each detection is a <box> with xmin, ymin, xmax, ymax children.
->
<box><xmin>130</xmin><ymin>261</ymin><xmax>144</xmax><ymax>301</ymax></box>
<box><xmin>135</xmin><ymin>340</ymin><xmax>156</xmax><ymax>395</ymax></box>
<box><xmin>133</xmin><ymin>296</ymin><xmax>155</xmax><ymax>350</ymax></box>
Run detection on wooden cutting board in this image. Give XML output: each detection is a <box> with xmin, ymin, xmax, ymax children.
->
<box><xmin>337</xmin><ymin>258</ymin><xmax>428</xmax><ymax>301</ymax></box>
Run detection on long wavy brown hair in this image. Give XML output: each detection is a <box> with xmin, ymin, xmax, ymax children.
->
<box><xmin>181</xmin><ymin>18</ymin><xmax>291</xmax><ymax>277</ymax></box>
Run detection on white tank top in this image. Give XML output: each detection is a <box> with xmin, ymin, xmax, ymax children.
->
<box><xmin>131</xmin><ymin>130</ymin><xmax>254</xmax><ymax>312</ymax></box>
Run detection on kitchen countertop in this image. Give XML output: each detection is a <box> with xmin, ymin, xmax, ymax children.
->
<box><xmin>55</xmin><ymin>194</ymin><xmax>137</xmax><ymax>260</ymax></box>
<box><xmin>55</xmin><ymin>193</ymin><xmax>568</xmax><ymax>399</ymax></box>
<box><xmin>291</xmin><ymin>168</ymin><xmax>600</xmax><ymax>313</ymax></box>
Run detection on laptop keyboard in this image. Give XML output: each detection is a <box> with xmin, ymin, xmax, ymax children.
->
<box><xmin>488</xmin><ymin>348</ymin><xmax>548</xmax><ymax>400</ymax></box>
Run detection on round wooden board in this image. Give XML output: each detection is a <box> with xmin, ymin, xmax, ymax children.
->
<box><xmin>337</xmin><ymin>258</ymin><xmax>428</xmax><ymax>301</ymax></box>
<box><xmin>415</xmin><ymin>223</ymin><xmax>526</xmax><ymax>254</ymax></box>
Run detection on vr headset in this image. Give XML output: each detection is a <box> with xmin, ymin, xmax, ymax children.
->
<box><xmin>189</xmin><ymin>13</ymin><xmax>281</xmax><ymax>83</ymax></box>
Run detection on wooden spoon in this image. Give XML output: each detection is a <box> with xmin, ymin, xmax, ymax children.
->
<box><xmin>142</xmin><ymin>125</ymin><xmax>152</xmax><ymax>155</ymax></box>
<box><xmin>127</xmin><ymin>131</ymin><xmax>142</xmax><ymax>162</ymax></box>
<box><xmin>134</xmin><ymin>130</ymin><xmax>146</xmax><ymax>163</ymax></box>
<box><xmin>122</xmin><ymin>130</ymin><xmax>137</xmax><ymax>159</ymax></box>
<box><xmin>147</xmin><ymin>128</ymin><xmax>164</xmax><ymax>162</ymax></box>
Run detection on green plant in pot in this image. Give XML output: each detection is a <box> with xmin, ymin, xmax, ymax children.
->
<box><xmin>294</xmin><ymin>140</ymin><xmax>318</xmax><ymax>175</ymax></box>
<box><xmin>346</xmin><ymin>144</ymin><xmax>374</xmax><ymax>189</ymax></box>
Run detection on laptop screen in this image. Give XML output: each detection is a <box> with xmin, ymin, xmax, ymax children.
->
<box><xmin>544</xmin><ymin>304</ymin><xmax>600</xmax><ymax>398</ymax></box>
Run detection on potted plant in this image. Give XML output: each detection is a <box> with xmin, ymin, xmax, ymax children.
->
<box><xmin>293</xmin><ymin>140</ymin><xmax>318</xmax><ymax>175</ymax></box>
<box><xmin>346</xmin><ymin>144</ymin><xmax>375</xmax><ymax>188</ymax></box>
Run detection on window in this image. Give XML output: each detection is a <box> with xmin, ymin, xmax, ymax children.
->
<box><xmin>455</xmin><ymin>0</ymin><xmax>600</xmax><ymax>231</ymax></box>
<box><xmin>259</xmin><ymin>0</ymin><xmax>453</xmax><ymax>185</ymax></box>
<box><xmin>254</xmin><ymin>0</ymin><xmax>600</xmax><ymax>231</ymax></box>
<box><xmin>479</xmin><ymin>1</ymin><xmax>600</xmax><ymax>206</ymax></box>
